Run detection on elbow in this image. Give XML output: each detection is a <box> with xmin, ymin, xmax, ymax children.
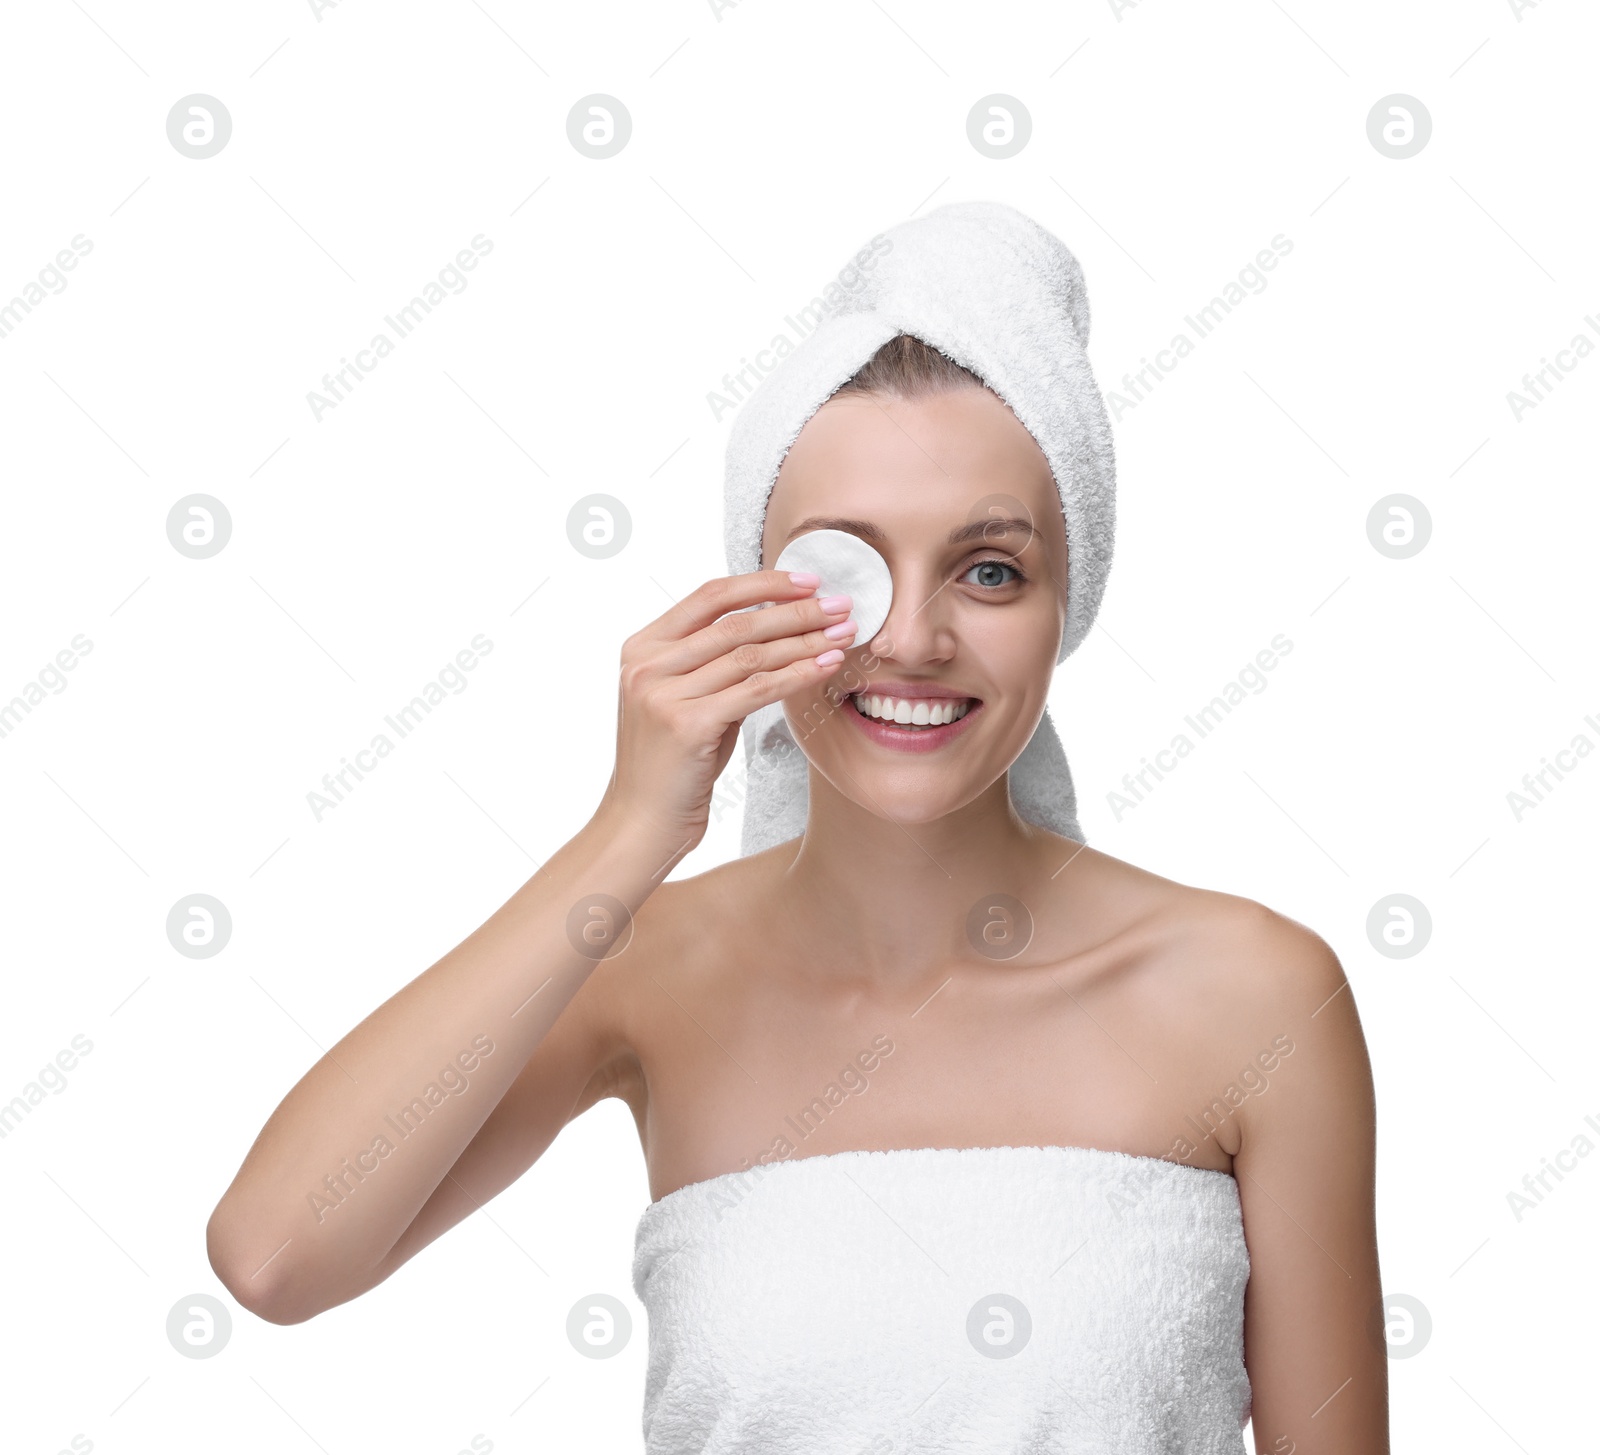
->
<box><xmin>205</xmin><ymin>1203</ymin><xmax>311</xmax><ymax>1327</ymax></box>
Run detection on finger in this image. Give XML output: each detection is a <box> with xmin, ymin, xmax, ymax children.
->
<box><xmin>631</xmin><ymin>570</ymin><xmax>821</xmax><ymax>649</ymax></box>
<box><xmin>678</xmin><ymin>617</ymin><xmax>859</xmax><ymax>704</ymax></box>
<box><xmin>695</xmin><ymin>641</ymin><xmax>856</xmax><ymax>733</ymax></box>
<box><xmin>648</xmin><ymin>585</ymin><xmax>854</xmax><ymax>688</ymax></box>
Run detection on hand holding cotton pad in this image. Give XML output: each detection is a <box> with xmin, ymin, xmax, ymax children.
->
<box><xmin>774</xmin><ymin>528</ymin><xmax>894</xmax><ymax>647</ymax></box>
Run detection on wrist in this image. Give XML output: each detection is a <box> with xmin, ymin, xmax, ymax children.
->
<box><xmin>588</xmin><ymin>792</ymin><xmax>696</xmax><ymax>875</ymax></box>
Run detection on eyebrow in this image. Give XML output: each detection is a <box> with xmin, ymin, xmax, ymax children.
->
<box><xmin>783</xmin><ymin>515</ymin><xmax>1038</xmax><ymax>547</ymax></box>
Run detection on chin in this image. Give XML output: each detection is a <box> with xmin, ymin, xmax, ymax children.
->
<box><xmin>830</xmin><ymin>771</ymin><xmax>988</xmax><ymax>828</ymax></box>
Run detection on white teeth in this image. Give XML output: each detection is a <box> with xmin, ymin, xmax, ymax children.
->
<box><xmin>850</xmin><ymin>694</ymin><xmax>974</xmax><ymax>727</ymax></box>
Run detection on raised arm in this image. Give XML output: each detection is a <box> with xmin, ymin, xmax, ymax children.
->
<box><xmin>206</xmin><ymin>567</ymin><xmax>857</xmax><ymax>1324</ymax></box>
<box><xmin>205</xmin><ymin>800</ymin><xmax>680</xmax><ymax>1324</ymax></box>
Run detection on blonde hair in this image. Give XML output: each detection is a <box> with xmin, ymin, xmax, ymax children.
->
<box><xmin>833</xmin><ymin>332</ymin><xmax>987</xmax><ymax>399</ymax></box>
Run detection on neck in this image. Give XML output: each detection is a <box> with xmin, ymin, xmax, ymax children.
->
<box><xmin>771</xmin><ymin>773</ymin><xmax>1062</xmax><ymax>987</ymax></box>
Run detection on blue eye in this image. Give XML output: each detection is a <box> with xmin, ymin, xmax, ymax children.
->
<box><xmin>963</xmin><ymin>558</ymin><xmax>1026</xmax><ymax>589</ymax></box>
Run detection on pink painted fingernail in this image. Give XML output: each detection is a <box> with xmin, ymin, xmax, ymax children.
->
<box><xmin>815</xmin><ymin>648</ymin><xmax>845</xmax><ymax>667</ymax></box>
<box><xmin>788</xmin><ymin>571</ymin><xmax>821</xmax><ymax>588</ymax></box>
<box><xmin>818</xmin><ymin>594</ymin><xmax>852</xmax><ymax>614</ymax></box>
<box><xmin>823</xmin><ymin>618</ymin><xmax>857</xmax><ymax>640</ymax></box>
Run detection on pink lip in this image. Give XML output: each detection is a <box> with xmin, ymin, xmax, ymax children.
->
<box><xmin>842</xmin><ymin>694</ymin><xmax>984</xmax><ymax>754</ymax></box>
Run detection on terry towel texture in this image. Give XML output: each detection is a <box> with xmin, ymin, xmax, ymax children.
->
<box><xmin>723</xmin><ymin>200</ymin><xmax>1118</xmax><ymax>859</ymax></box>
<box><xmin>633</xmin><ymin>1143</ymin><xmax>1251</xmax><ymax>1453</ymax></box>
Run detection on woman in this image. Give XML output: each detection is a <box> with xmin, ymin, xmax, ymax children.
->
<box><xmin>208</xmin><ymin>203</ymin><xmax>1386</xmax><ymax>1454</ymax></box>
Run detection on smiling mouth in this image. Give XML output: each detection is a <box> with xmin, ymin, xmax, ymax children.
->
<box><xmin>849</xmin><ymin>693</ymin><xmax>977</xmax><ymax>732</ymax></box>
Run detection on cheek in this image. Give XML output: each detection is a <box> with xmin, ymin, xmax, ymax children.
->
<box><xmin>791</xmin><ymin>684</ymin><xmax>863</xmax><ymax>751</ymax></box>
<box><xmin>967</xmin><ymin>610</ymin><xmax>1057</xmax><ymax>690</ymax></box>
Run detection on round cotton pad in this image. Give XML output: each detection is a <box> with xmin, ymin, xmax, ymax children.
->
<box><xmin>774</xmin><ymin>528</ymin><xmax>894</xmax><ymax>646</ymax></box>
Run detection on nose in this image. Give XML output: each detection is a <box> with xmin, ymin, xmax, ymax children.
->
<box><xmin>868</xmin><ymin>562</ymin><xmax>956</xmax><ymax>667</ymax></box>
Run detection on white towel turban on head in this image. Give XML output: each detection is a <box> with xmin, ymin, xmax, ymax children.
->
<box><xmin>723</xmin><ymin>199</ymin><xmax>1117</xmax><ymax>859</ymax></box>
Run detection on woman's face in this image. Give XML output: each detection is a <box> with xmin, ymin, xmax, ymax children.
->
<box><xmin>760</xmin><ymin>385</ymin><xmax>1070</xmax><ymax>830</ymax></box>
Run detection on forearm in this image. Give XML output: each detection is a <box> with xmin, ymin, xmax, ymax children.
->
<box><xmin>206</xmin><ymin>797</ymin><xmax>682</xmax><ymax>1317</ymax></box>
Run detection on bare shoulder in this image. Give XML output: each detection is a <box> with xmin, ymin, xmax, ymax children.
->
<box><xmin>606</xmin><ymin>838</ymin><xmax>790</xmax><ymax>983</ymax></box>
<box><xmin>1168</xmin><ymin>882</ymin><xmax>1349</xmax><ymax>1025</ymax></box>
<box><xmin>1055</xmin><ymin>841</ymin><xmax>1373</xmax><ymax>1169</ymax></box>
<box><xmin>1063</xmin><ymin>838</ymin><xmax>1350</xmax><ymax>1024</ymax></box>
<box><xmin>577</xmin><ymin>837</ymin><xmax>797</xmax><ymax>1094</ymax></box>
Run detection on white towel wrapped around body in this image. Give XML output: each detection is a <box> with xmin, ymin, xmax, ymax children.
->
<box><xmin>632</xmin><ymin>1143</ymin><xmax>1251</xmax><ymax>1453</ymax></box>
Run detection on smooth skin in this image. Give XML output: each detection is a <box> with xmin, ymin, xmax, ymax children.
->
<box><xmin>207</xmin><ymin>386</ymin><xmax>1386</xmax><ymax>1455</ymax></box>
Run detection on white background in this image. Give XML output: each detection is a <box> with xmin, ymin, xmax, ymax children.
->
<box><xmin>1</xmin><ymin>1</ymin><xmax>1594</xmax><ymax>1452</ymax></box>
